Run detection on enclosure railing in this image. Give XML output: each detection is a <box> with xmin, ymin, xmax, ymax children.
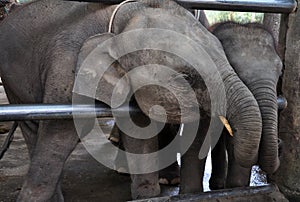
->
<box><xmin>64</xmin><ymin>0</ymin><xmax>297</xmax><ymax>13</ymax></box>
<box><xmin>0</xmin><ymin>97</ymin><xmax>287</xmax><ymax>121</ymax></box>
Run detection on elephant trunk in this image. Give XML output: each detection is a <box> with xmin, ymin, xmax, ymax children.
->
<box><xmin>219</xmin><ymin>68</ymin><xmax>262</xmax><ymax>168</ymax></box>
<box><xmin>249</xmin><ymin>80</ymin><xmax>280</xmax><ymax>174</ymax></box>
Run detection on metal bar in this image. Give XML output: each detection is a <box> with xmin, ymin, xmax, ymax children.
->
<box><xmin>64</xmin><ymin>0</ymin><xmax>297</xmax><ymax>13</ymax></box>
<box><xmin>277</xmin><ymin>95</ymin><xmax>288</xmax><ymax>110</ymax></box>
<box><xmin>177</xmin><ymin>0</ymin><xmax>297</xmax><ymax>13</ymax></box>
<box><xmin>130</xmin><ymin>184</ymin><xmax>280</xmax><ymax>202</ymax></box>
<box><xmin>0</xmin><ymin>97</ymin><xmax>287</xmax><ymax>121</ymax></box>
<box><xmin>0</xmin><ymin>104</ymin><xmax>141</xmax><ymax>121</ymax></box>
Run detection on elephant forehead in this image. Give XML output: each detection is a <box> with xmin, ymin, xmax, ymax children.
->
<box><xmin>119</xmin><ymin>50</ymin><xmax>201</xmax><ymax>78</ymax></box>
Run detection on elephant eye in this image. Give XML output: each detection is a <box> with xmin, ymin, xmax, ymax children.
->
<box><xmin>182</xmin><ymin>74</ymin><xmax>195</xmax><ymax>86</ymax></box>
<box><xmin>171</xmin><ymin>73</ymin><xmax>196</xmax><ymax>88</ymax></box>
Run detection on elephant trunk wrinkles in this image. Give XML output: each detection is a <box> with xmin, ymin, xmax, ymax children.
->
<box><xmin>249</xmin><ymin>80</ymin><xmax>280</xmax><ymax>174</ymax></box>
<box><xmin>219</xmin><ymin>67</ymin><xmax>262</xmax><ymax>168</ymax></box>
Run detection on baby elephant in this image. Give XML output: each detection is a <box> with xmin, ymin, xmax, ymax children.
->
<box><xmin>209</xmin><ymin>22</ymin><xmax>282</xmax><ymax>189</ymax></box>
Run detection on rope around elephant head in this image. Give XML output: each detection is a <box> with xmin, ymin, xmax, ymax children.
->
<box><xmin>108</xmin><ymin>0</ymin><xmax>136</xmax><ymax>33</ymax></box>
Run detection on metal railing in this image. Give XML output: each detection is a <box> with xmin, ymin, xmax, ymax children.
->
<box><xmin>64</xmin><ymin>0</ymin><xmax>297</xmax><ymax>13</ymax></box>
<box><xmin>0</xmin><ymin>103</ymin><xmax>140</xmax><ymax>121</ymax></box>
<box><xmin>0</xmin><ymin>97</ymin><xmax>287</xmax><ymax>121</ymax></box>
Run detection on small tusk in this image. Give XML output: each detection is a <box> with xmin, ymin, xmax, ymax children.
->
<box><xmin>219</xmin><ymin>116</ymin><xmax>233</xmax><ymax>136</ymax></box>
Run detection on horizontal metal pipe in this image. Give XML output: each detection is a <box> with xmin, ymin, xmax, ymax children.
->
<box><xmin>64</xmin><ymin>0</ymin><xmax>297</xmax><ymax>13</ymax></box>
<box><xmin>0</xmin><ymin>97</ymin><xmax>287</xmax><ymax>121</ymax></box>
<box><xmin>0</xmin><ymin>104</ymin><xmax>141</xmax><ymax>121</ymax></box>
<box><xmin>277</xmin><ymin>95</ymin><xmax>288</xmax><ymax>110</ymax></box>
<box><xmin>130</xmin><ymin>184</ymin><xmax>279</xmax><ymax>202</ymax></box>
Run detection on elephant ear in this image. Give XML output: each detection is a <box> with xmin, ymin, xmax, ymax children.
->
<box><xmin>73</xmin><ymin>33</ymin><xmax>130</xmax><ymax>108</ymax></box>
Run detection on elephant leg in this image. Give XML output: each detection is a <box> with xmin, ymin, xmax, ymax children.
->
<box><xmin>114</xmin><ymin>132</ymin><xmax>129</xmax><ymax>174</ymax></box>
<box><xmin>51</xmin><ymin>180</ymin><xmax>64</xmax><ymax>202</ymax></box>
<box><xmin>209</xmin><ymin>131</ymin><xmax>227</xmax><ymax>190</ymax></box>
<box><xmin>17</xmin><ymin>121</ymin><xmax>62</xmax><ymax>200</ymax></box>
<box><xmin>17</xmin><ymin>120</ymin><xmax>79</xmax><ymax>202</ymax></box>
<box><xmin>225</xmin><ymin>137</ymin><xmax>251</xmax><ymax>188</ymax></box>
<box><xmin>114</xmin><ymin>123</ymin><xmax>180</xmax><ymax>179</ymax></box>
<box><xmin>18</xmin><ymin>121</ymin><xmax>39</xmax><ymax>158</ymax></box>
<box><xmin>158</xmin><ymin>123</ymin><xmax>180</xmax><ymax>185</ymax></box>
<box><xmin>180</xmin><ymin>120</ymin><xmax>208</xmax><ymax>194</ymax></box>
<box><xmin>118</xmin><ymin>115</ymin><xmax>160</xmax><ymax>199</ymax></box>
<box><xmin>18</xmin><ymin>119</ymin><xmax>65</xmax><ymax>200</ymax></box>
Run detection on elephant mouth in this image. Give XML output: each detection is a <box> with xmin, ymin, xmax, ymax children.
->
<box><xmin>134</xmin><ymin>86</ymin><xmax>201</xmax><ymax>124</ymax></box>
<box><xmin>149</xmin><ymin>104</ymin><xmax>201</xmax><ymax>123</ymax></box>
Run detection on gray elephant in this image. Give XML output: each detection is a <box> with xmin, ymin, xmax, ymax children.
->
<box><xmin>0</xmin><ymin>0</ymin><xmax>264</xmax><ymax>200</ymax></box>
<box><xmin>109</xmin><ymin>9</ymin><xmax>209</xmax><ymax>186</ymax></box>
<box><xmin>209</xmin><ymin>22</ymin><xmax>282</xmax><ymax>189</ymax></box>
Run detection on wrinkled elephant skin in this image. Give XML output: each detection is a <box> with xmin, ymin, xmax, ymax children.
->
<box><xmin>210</xmin><ymin>22</ymin><xmax>282</xmax><ymax>189</ymax></box>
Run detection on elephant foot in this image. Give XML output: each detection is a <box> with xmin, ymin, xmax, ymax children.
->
<box><xmin>131</xmin><ymin>182</ymin><xmax>160</xmax><ymax>199</ymax></box>
<box><xmin>17</xmin><ymin>181</ymin><xmax>64</xmax><ymax>202</ymax></box>
<box><xmin>159</xmin><ymin>162</ymin><xmax>180</xmax><ymax>185</ymax></box>
<box><xmin>131</xmin><ymin>172</ymin><xmax>160</xmax><ymax>199</ymax></box>
<box><xmin>226</xmin><ymin>170</ymin><xmax>250</xmax><ymax>188</ymax></box>
<box><xmin>17</xmin><ymin>189</ymin><xmax>63</xmax><ymax>202</ymax></box>
<box><xmin>50</xmin><ymin>183</ymin><xmax>64</xmax><ymax>202</ymax></box>
<box><xmin>209</xmin><ymin>177</ymin><xmax>225</xmax><ymax>190</ymax></box>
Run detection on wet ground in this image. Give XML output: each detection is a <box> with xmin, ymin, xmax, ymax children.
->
<box><xmin>0</xmin><ymin>85</ymin><xmax>269</xmax><ymax>202</ymax></box>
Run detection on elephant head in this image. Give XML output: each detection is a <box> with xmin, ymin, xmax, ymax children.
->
<box><xmin>211</xmin><ymin>22</ymin><xmax>282</xmax><ymax>174</ymax></box>
<box><xmin>74</xmin><ymin>0</ymin><xmax>262</xmax><ymax>168</ymax></box>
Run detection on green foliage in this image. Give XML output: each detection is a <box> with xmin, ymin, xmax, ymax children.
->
<box><xmin>11</xmin><ymin>1</ymin><xmax>264</xmax><ymax>25</ymax></box>
<box><xmin>205</xmin><ymin>10</ymin><xmax>264</xmax><ymax>25</ymax></box>
<box><xmin>16</xmin><ymin>0</ymin><xmax>30</xmax><ymax>3</ymax></box>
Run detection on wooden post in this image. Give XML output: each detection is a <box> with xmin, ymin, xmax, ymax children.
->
<box><xmin>270</xmin><ymin>2</ymin><xmax>300</xmax><ymax>201</ymax></box>
<box><xmin>263</xmin><ymin>13</ymin><xmax>281</xmax><ymax>45</ymax></box>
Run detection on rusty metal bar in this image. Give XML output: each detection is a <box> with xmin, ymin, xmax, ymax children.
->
<box><xmin>0</xmin><ymin>97</ymin><xmax>287</xmax><ymax>121</ymax></box>
<box><xmin>64</xmin><ymin>0</ymin><xmax>297</xmax><ymax>13</ymax></box>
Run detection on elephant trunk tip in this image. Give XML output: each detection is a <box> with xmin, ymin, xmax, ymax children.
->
<box><xmin>259</xmin><ymin>158</ymin><xmax>280</xmax><ymax>174</ymax></box>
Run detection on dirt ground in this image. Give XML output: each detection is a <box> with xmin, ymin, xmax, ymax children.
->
<box><xmin>0</xmin><ymin>85</ymin><xmax>285</xmax><ymax>202</ymax></box>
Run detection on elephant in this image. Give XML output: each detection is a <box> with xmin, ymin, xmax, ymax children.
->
<box><xmin>0</xmin><ymin>0</ymin><xmax>265</xmax><ymax>200</ymax></box>
<box><xmin>109</xmin><ymin>9</ymin><xmax>210</xmax><ymax>186</ymax></box>
<box><xmin>209</xmin><ymin>22</ymin><xmax>282</xmax><ymax>189</ymax></box>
